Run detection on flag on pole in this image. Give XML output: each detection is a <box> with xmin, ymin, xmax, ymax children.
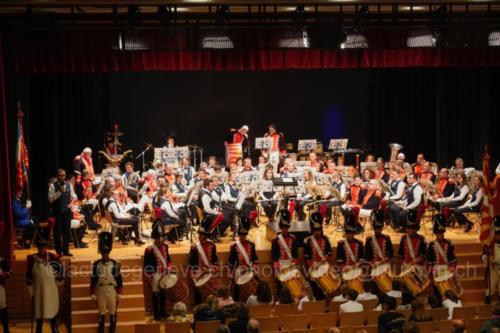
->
<box><xmin>15</xmin><ymin>105</ymin><xmax>29</xmax><ymax>191</ymax></box>
<box><xmin>480</xmin><ymin>144</ymin><xmax>494</xmax><ymax>246</ymax></box>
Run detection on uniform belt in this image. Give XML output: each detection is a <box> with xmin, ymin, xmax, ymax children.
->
<box><xmin>98</xmin><ymin>283</ymin><xmax>114</xmax><ymax>287</ymax></box>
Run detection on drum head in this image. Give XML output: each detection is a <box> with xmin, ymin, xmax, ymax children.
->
<box><xmin>311</xmin><ymin>262</ymin><xmax>329</xmax><ymax>278</ymax></box>
<box><xmin>236</xmin><ymin>271</ymin><xmax>254</xmax><ymax>285</ymax></box>
<box><xmin>195</xmin><ymin>272</ymin><xmax>212</xmax><ymax>287</ymax></box>
<box><xmin>434</xmin><ymin>271</ymin><xmax>454</xmax><ymax>282</ymax></box>
<box><xmin>280</xmin><ymin>269</ymin><xmax>298</xmax><ymax>282</ymax></box>
<box><xmin>371</xmin><ymin>263</ymin><xmax>390</xmax><ymax>277</ymax></box>
<box><xmin>342</xmin><ymin>267</ymin><xmax>362</xmax><ymax>280</ymax></box>
<box><xmin>159</xmin><ymin>273</ymin><xmax>178</xmax><ymax>289</ymax></box>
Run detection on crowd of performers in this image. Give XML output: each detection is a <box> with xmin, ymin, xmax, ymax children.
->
<box><xmin>5</xmin><ymin>123</ymin><xmax>500</xmax><ymax>332</ymax></box>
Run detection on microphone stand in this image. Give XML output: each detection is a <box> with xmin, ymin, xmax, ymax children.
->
<box><xmin>135</xmin><ymin>145</ymin><xmax>152</xmax><ymax>172</ymax></box>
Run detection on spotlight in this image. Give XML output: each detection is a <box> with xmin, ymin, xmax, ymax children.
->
<box><xmin>488</xmin><ymin>31</ymin><xmax>500</xmax><ymax>46</ymax></box>
<box><xmin>339</xmin><ymin>29</ymin><xmax>368</xmax><ymax>49</ymax></box>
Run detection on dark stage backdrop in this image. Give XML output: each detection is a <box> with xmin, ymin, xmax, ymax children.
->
<box><xmin>8</xmin><ymin>68</ymin><xmax>499</xmax><ymax>218</ymax></box>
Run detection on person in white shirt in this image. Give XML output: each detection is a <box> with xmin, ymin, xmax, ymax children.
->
<box><xmin>386</xmin><ymin>280</ymin><xmax>403</xmax><ymax>299</ymax></box>
<box><xmin>432</xmin><ymin>172</ymin><xmax>469</xmax><ymax>211</ymax></box>
<box><xmin>339</xmin><ymin>289</ymin><xmax>364</xmax><ymax>314</ymax></box>
<box><xmin>388</xmin><ymin>172</ymin><xmax>423</xmax><ymax>231</ymax></box>
<box><xmin>442</xmin><ymin>290</ymin><xmax>462</xmax><ymax>319</ymax></box>
<box><xmin>451</xmin><ymin>175</ymin><xmax>484</xmax><ymax>232</ymax></box>
<box><xmin>384</xmin><ymin>170</ymin><xmax>406</xmax><ymax>201</ymax></box>
<box><xmin>357</xmin><ymin>280</ymin><xmax>379</xmax><ymax>301</ymax></box>
<box><xmin>297</xmin><ymin>286</ymin><xmax>315</xmax><ymax>311</ymax></box>
<box><xmin>246</xmin><ymin>280</ymin><xmax>274</xmax><ymax>306</ymax></box>
<box><xmin>332</xmin><ymin>285</ymin><xmax>348</xmax><ymax>302</ymax></box>
<box><xmin>107</xmin><ymin>190</ymin><xmax>144</xmax><ymax>245</ymax></box>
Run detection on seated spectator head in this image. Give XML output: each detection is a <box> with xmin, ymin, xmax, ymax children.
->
<box><xmin>383</xmin><ymin>296</ymin><xmax>397</xmax><ymax>311</ymax></box>
<box><xmin>427</xmin><ymin>294</ymin><xmax>441</xmax><ymax>309</ymax></box>
<box><xmin>451</xmin><ymin>319</ymin><xmax>465</xmax><ymax>333</ymax></box>
<box><xmin>256</xmin><ymin>280</ymin><xmax>273</xmax><ymax>304</ymax></box>
<box><xmin>246</xmin><ymin>318</ymin><xmax>260</xmax><ymax>333</ymax></box>
<box><xmin>172</xmin><ymin>302</ymin><xmax>187</xmax><ymax>317</ymax></box>
<box><xmin>346</xmin><ymin>288</ymin><xmax>359</xmax><ymax>302</ymax></box>
<box><xmin>278</xmin><ymin>286</ymin><xmax>294</xmax><ymax>305</ymax></box>
<box><xmin>339</xmin><ymin>284</ymin><xmax>349</xmax><ymax>298</ymax></box>
<box><xmin>444</xmin><ymin>290</ymin><xmax>460</xmax><ymax>303</ymax></box>
<box><xmin>205</xmin><ymin>295</ymin><xmax>219</xmax><ymax>312</ymax></box>
<box><xmin>410</xmin><ymin>299</ymin><xmax>430</xmax><ymax>321</ymax></box>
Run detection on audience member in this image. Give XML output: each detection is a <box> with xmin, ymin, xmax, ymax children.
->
<box><xmin>339</xmin><ymin>289</ymin><xmax>363</xmax><ymax>313</ymax></box>
<box><xmin>408</xmin><ymin>299</ymin><xmax>433</xmax><ymax>322</ymax></box>
<box><xmin>228</xmin><ymin>302</ymin><xmax>250</xmax><ymax>333</ymax></box>
<box><xmin>442</xmin><ymin>290</ymin><xmax>462</xmax><ymax>319</ymax></box>
<box><xmin>247</xmin><ymin>280</ymin><xmax>273</xmax><ymax>306</ymax></box>
<box><xmin>357</xmin><ymin>280</ymin><xmax>378</xmax><ymax>301</ymax></box>
<box><xmin>378</xmin><ymin>296</ymin><xmax>406</xmax><ymax>333</ymax></box>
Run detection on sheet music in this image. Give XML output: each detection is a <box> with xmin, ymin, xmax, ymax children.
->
<box><xmin>255</xmin><ymin>137</ymin><xmax>274</xmax><ymax>150</ymax></box>
<box><xmin>297</xmin><ymin>139</ymin><xmax>317</xmax><ymax>151</ymax></box>
<box><xmin>329</xmin><ymin>138</ymin><xmax>349</xmax><ymax>150</ymax></box>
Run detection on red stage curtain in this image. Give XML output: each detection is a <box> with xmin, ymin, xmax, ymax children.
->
<box><xmin>0</xmin><ymin>34</ymin><xmax>14</xmax><ymax>261</ymax></box>
<box><xmin>13</xmin><ymin>48</ymin><xmax>500</xmax><ymax>73</ymax></box>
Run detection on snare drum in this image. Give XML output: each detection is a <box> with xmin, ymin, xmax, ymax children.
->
<box><xmin>193</xmin><ymin>271</ymin><xmax>218</xmax><ymax>300</ymax></box>
<box><xmin>309</xmin><ymin>262</ymin><xmax>341</xmax><ymax>295</ymax></box>
<box><xmin>278</xmin><ymin>267</ymin><xmax>306</xmax><ymax>298</ymax></box>
<box><xmin>400</xmin><ymin>265</ymin><xmax>430</xmax><ymax>296</ymax></box>
<box><xmin>434</xmin><ymin>268</ymin><xmax>463</xmax><ymax>297</ymax></box>
<box><xmin>158</xmin><ymin>271</ymin><xmax>190</xmax><ymax>303</ymax></box>
<box><xmin>341</xmin><ymin>266</ymin><xmax>364</xmax><ymax>294</ymax></box>
<box><xmin>236</xmin><ymin>269</ymin><xmax>259</xmax><ymax>302</ymax></box>
<box><xmin>370</xmin><ymin>262</ymin><xmax>394</xmax><ymax>293</ymax></box>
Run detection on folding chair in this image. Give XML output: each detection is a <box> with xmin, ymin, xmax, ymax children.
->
<box><xmin>275</xmin><ymin>303</ymin><xmax>299</xmax><ymax>316</ymax></box>
<box><xmin>466</xmin><ymin>317</ymin><xmax>491</xmax><ymax>333</ymax></box>
<box><xmin>194</xmin><ymin>320</ymin><xmax>221</xmax><ymax>333</ymax></box>
<box><xmin>451</xmin><ymin>306</ymin><xmax>476</xmax><ymax>319</ymax></box>
<box><xmin>437</xmin><ymin>320</ymin><xmax>453</xmax><ymax>333</ymax></box>
<box><xmin>135</xmin><ymin>323</ymin><xmax>161</xmax><ymax>333</ymax></box>
<box><xmin>365</xmin><ymin>310</ymin><xmax>381</xmax><ymax>325</ymax></box>
<box><xmin>308</xmin><ymin>312</ymin><xmax>337</xmax><ymax>329</ymax></box>
<box><xmin>164</xmin><ymin>322</ymin><xmax>190</xmax><ymax>333</ymax></box>
<box><xmin>359</xmin><ymin>299</ymin><xmax>378</xmax><ymax>311</ymax></box>
<box><xmin>352</xmin><ymin>325</ymin><xmax>378</xmax><ymax>333</ymax></box>
<box><xmin>476</xmin><ymin>304</ymin><xmax>494</xmax><ymax>318</ymax></box>
<box><xmin>302</xmin><ymin>300</ymin><xmax>327</xmax><ymax>314</ymax></box>
<box><xmin>339</xmin><ymin>311</ymin><xmax>365</xmax><ymax>327</ymax></box>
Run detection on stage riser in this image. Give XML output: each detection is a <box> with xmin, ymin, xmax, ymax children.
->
<box><xmin>71</xmin><ymin>269</ymin><xmax>143</xmax><ymax>284</ymax></box>
<box><xmin>71</xmin><ymin>296</ymin><xmax>145</xmax><ymax>311</ymax></box>
<box><xmin>72</xmin><ymin>308</ymin><xmax>145</xmax><ymax>324</ymax></box>
<box><xmin>72</xmin><ymin>282</ymin><xmax>143</xmax><ymax>297</ymax></box>
<box><xmin>72</xmin><ymin>322</ymin><xmax>137</xmax><ymax>333</ymax></box>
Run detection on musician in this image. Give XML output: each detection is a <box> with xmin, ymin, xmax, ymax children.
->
<box><xmin>419</xmin><ymin>162</ymin><xmax>436</xmax><ymax>183</ymax></box>
<box><xmin>397</xmin><ymin>213</ymin><xmax>427</xmax><ymax>270</ymax></box>
<box><xmin>271</xmin><ymin>210</ymin><xmax>298</xmax><ymax>272</ymax></box>
<box><xmin>264</xmin><ymin>123</ymin><xmax>285</xmax><ymax>154</ymax></box>
<box><xmin>431</xmin><ymin>172</ymin><xmax>469</xmax><ymax>214</ymax></box>
<box><xmin>228</xmin><ymin>217</ymin><xmax>258</xmax><ymax>301</ymax></box>
<box><xmin>164</xmin><ymin>135</ymin><xmax>176</xmax><ymax>149</ymax></box>
<box><xmin>304</xmin><ymin>213</ymin><xmax>333</xmax><ymax>300</ymax></box>
<box><xmin>413</xmin><ymin>154</ymin><xmax>425</xmax><ymax>176</ymax></box>
<box><xmin>189</xmin><ymin>168</ymin><xmax>208</xmax><ymax>187</ymax></box>
<box><xmin>384</xmin><ymin>169</ymin><xmax>405</xmax><ymax>202</ymax></box>
<box><xmin>435</xmin><ymin>168</ymin><xmax>455</xmax><ymax>199</ymax></box>
<box><xmin>309</xmin><ymin>152</ymin><xmax>321</xmax><ymax>170</ymax></box>
<box><xmin>73</xmin><ymin>147</ymin><xmax>95</xmax><ymax>180</ymax></box>
<box><xmin>241</xmin><ymin>158</ymin><xmax>255</xmax><ymax>172</ymax></box>
<box><xmin>259</xmin><ymin>168</ymin><xmax>280</xmax><ymax>223</ymax></box>
<box><xmin>427</xmin><ymin>214</ymin><xmax>457</xmax><ymax>281</ymax></box>
<box><xmin>48</xmin><ymin>169</ymin><xmax>77</xmax><ymax>256</ymax></box>
<box><xmin>90</xmin><ymin>245</ymin><xmax>123</xmax><ymax>333</ymax></box>
<box><xmin>106</xmin><ymin>190</ymin><xmax>145</xmax><ymax>245</ymax></box>
<box><xmin>138</xmin><ymin>169</ymin><xmax>158</xmax><ymax>212</ymax></box>
<box><xmin>482</xmin><ymin>217</ymin><xmax>500</xmax><ymax>304</ymax></box>
<box><xmin>295</xmin><ymin>170</ymin><xmax>318</xmax><ymax>221</ymax></box>
<box><xmin>323</xmin><ymin>172</ymin><xmax>346</xmax><ymax>222</ymax></box>
<box><xmin>323</xmin><ymin>160</ymin><xmax>337</xmax><ymax>175</ymax></box>
<box><xmin>450</xmin><ymin>157</ymin><xmax>464</xmax><ymax>173</ymax></box>
<box><xmin>0</xmin><ymin>255</ymin><xmax>12</xmax><ymax>333</ymax></box>
<box><xmin>26</xmin><ymin>238</ymin><xmax>64</xmax><ymax>333</ymax></box>
<box><xmin>388</xmin><ymin>173</ymin><xmax>423</xmax><ymax>230</ymax></box>
<box><xmin>337</xmin><ymin>222</ymin><xmax>365</xmax><ymax>269</ymax></box>
<box><xmin>362</xmin><ymin>168</ymin><xmax>375</xmax><ymax>183</ymax></box>
<box><xmin>365</xmin><ymin>210</ymin><xmax>394</xmax><ymax>263</ymax></box>
<box><xmin>178</xmin><ymin>157</ymin><xmax>195</xmax><ymax>183</ymax></box>
<box><xmin>12</xmin><ymin>187</ymin><xmax>36</xmax><ymax>249</ymax></box>
<box><xmin>164</xmin><ymin>164</ymin><xmax>175</xmax><ymax>184</ymax></box>
<box><xmin>228</xmin><ymin>125</ymin><xmax>250</xmax><ymax>157</ymax></box>
<box><xmin>375</xmin><ymin>158</ymin><xmax>390</xmax><ymax>183</ymax></box>
<box><xmin>199</xmin><ymin>179</ymin><xmax>231</xmax><ymax>241</ymax></box>
<box><xmin>451</xmin><ymin>175</ymin><xmax>484</xmax><ymax>232</ymax></box>
<box><xmin>280</xmin><ymin>158</ymin><xmax>298</xmax><ymax>176</ymax></box>
<box><xmin>188</xmin><ymin>218</ymin><xmax>218</xmax><ymax>303</ymax></box>
<box><xmin>171</xmin><ymin>173</ymin><xmax>187</xmax><ymax>200</ymax></box>
<box><xmin>153</xmin><ymin>185</ymin><xmax>169</xmax><ymax>209</ymax></box>
<box><xmin>347</xmin><ymin>175</ymin><xmax>364</xmax><ymax>205</ymax></box>
<box><xmin>225</xmin><ymin>173</ymin><xmax>256</xmax><ymax>218</ymax></box>
<box><xmin>144</xmin><ymin>222</ymin><xmax>173</xmax><ymax>321</ymax></box>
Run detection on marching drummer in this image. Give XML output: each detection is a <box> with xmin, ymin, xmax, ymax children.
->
<box><xmin>365</xmin><ymin>209</ymin><xmax>394</xmax><ymax>263</ymax></box>
<box><xmin>397</xmin><ymin>212</ymin><xmax>427</xmax><ymax>270</ymax></box>
<box><xmin>427</xmin><ymin>214</ymin><xmax>458</xmax><ymax>299</ymax></box>
<box><xmin>304</xmin><ymin>212</ymin><xmax>333</xmax><ymax>300</ymax></box>
<box><xmin>188</xmin><ymin>217</ymin><xmax>219</xmax><ymax>303</ymax></box>
<box><xmin>228</xmin><ymin>217</ymin><xmax>258</xmax><ymax>301</ymax></box>
<box><xmin>271</xmin><ymin>210</ymin><xmax>299</xmax><ymax>271</ymax></box>
<box><xmin>336</xmin><ymin>215</ymin><xmax>365</xmax><ymax>270</ymax></box>
<box><xmin>143</xmin><ymin>221</ymin><xmax>173</xmax><ymax>321</ymax></box>
<box><xmin>90</xmin><ymin>245</ymin><xmax>123</xmax><ymax>333</ymax></box>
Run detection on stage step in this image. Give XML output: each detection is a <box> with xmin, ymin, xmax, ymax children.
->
<box><xmin>72</xmin><ymin>307</ymin><xmax>145</xmax><ymax>324</ymax></box>
<box><xmin>462</xmin><ymin>289</ymin><xmax>487</xmax><ymax>303</ymax></box>
<box><xmin>71</xmin><ymin>294</ymin><xmax>145</xmax><ymax>311</ymax></box>
<box><xmin>70</xmin><ymin>257</ymin><xmax>143</xmax><ymax>270</ymax></box>
<box><xmin>71</xmin><ymin>268</ymin><xmax>144</xmax><ymax>284</ymax></box>
<box><xmin>72</xmin><ymin>281</ymin><xmax>143</xmax><ymax>297</ymax></box>
<box><xmin>72</xmin><ymin>320</ymin><xmax>146</xmax><ymax>333</ymax></box>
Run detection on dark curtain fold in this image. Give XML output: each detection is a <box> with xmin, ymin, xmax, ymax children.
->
<box><xmin>367</xmin><ymin>68</ymin><xmax>500</xmax><ymax>169</ymax></box>
<box><xmin>13</xmin><ymin>48</ymin><xmax>500</xmax><ymax>74</ymax></box>
<box><xmin>10</xmin><ymin>75</ymin><xmax>110</xmax><ymax>220</ymax></box>
<box><xmin>0</xmin><ymin>36</ymin><xmax>14</xmax><ymax>260</ymax></box>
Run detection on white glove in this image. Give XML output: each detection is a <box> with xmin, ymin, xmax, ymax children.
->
<box><xmin>91</xmin><ymin>294</ymin><xmax>96</xmax><ymax>301</ymax></box>
<box><xmin>482</xmin><ymin>254</ymin><xmax>488</xmax><ymax>265</ymax></box>
<box><xmin>27</xmin><ymin>286</ymin><xmax>33</xmax><ymax>298</ymax></box>
<box><xmin>26</xmin><ymin>200</ymin><xmax>32</xmax><ymax>209</ymax></box>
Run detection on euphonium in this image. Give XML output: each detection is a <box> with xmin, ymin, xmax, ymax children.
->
<box><xmin>388</xmin><ymin>143</ymin><xmax>403</xmax><ymax>163</ymax></box>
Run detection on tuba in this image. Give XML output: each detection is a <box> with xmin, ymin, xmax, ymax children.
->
<box><xmin>388</xmin><ymin>143</ymin><xmax>403</xmax><ymax>164</ymax></box>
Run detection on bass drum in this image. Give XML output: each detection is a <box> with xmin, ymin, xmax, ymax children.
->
<box><xmin>158</xmin><ymin>272</ymin><xmax>190</xmax><ymax>303</ymax></box>
<box><xmin>341</xmin><ymin>266</ymin><xmax>364</xmax><ymax>294</ymax></box>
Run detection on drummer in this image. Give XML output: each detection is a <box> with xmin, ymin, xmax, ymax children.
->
<box><xmin>365</xmin><ymin>209</ymin><xmax>394</xmax><ymax>263</ymax></box>
<box><xmin>228</xmin><ymin>217</ymin><xmax>258</xmax><ymax>301</ymax></box>
<box><xmin>143</xmin><ymin>221</ymin><xmax>173</xmax><ymax>321</ymax></box>
<box><xmin>427</xmin><ymin>214</ymin><xmax>457</xmax><ymax>298</ymax></box>
<box><xmin>304</xmin><ymin>212</ymin><xmax>333</xmax><ymax>300</ymax></box>
<box><xmin>271</xmin><ymin>210</ymin><xmax>299</xmax><ymax>292</ymax></box>
<box><xmin>336</xmin><ymin>217</ymin><xmax>365</xmax><ymax>270</ymax></box>
<box><xmin>397</xmin><ymin>211</ymin><xmax>427</xmax><ymax>271</ymax></box>
<box><xmin>188</xmin><ymin>217</ymin><xmax>219</xmax><ymax>303</ymax></box>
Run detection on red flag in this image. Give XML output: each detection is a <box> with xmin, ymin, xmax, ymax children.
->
<box><xmin>15</xmin><ymin>108</ymin><xmax>29</xmax><ymax>191</ymax></box>
<box><xmin>480</xmin><ymin>145</ymin><xmax>494</xmax><ymax>246</ymax></box>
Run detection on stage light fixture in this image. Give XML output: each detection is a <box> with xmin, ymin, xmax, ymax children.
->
<box><xmin>201</xmin><ymin>30</ymin><xmax>234</xmax><ymax>49</ymax></box>
<box><xmin>339</xmin><ymin>29</ymin><xmax>368</xmax><ymax>49</ymax></box>
<box><xmin>488</xmin><ymin>31</ymin><xmax>500</xmax><ymax>46</ymax></box>
<box><xmin>406</xmin><ymin>29</ymin><xmax>437</xmax><ymax>47</ymax></box>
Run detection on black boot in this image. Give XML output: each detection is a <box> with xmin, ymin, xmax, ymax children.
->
<box><xmin>35</xmin><ymin>319</ymin><xmax>43</xmax><ymax>333</ymax></box>
<box><xmin>159</xmin><ymin>293</ymin><xmax>168</xmax><ymax>319</ymax></box>
<box><xmin>98</xmin><ymin>315</ymin><xmax>105</xmax><ymax>333</ymax></box>
<box><xmin>485</xmin><ymin>295</ymin><xmax>492</xmax><ymax>304</ymax></box>
<box><xmin>0</xmin><ymin>308</ymin><xmax>10</xmax><ymax>333</ymax></box>
<box><xmin>50</xmin><ymin>317</ymin><xmax>59</xmax><ymax>333</ymax></box>
<box><xmin>109</xmin><ymin>314</ymin><xmax>117</xmax><ymax>333</ymax></box>
<box><xmin>464</xmin><ymin>222</ymin><xmax>473</xmax><ymax>233</ymax></box>
<box><xmin>152</xmin><ymin>292</ymin><xmax>161</xmax><ymax>321</ymax></box>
